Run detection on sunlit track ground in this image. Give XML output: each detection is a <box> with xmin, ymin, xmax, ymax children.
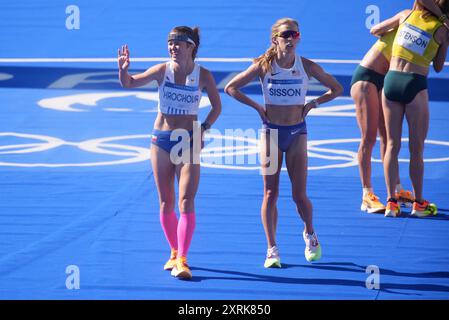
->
<box><xmin>1</xmin><ymin>80</ymin><xmax>448</xmax><ymax>299</ymax></box>
<box><xmin>0</xmin><ymin>0</ymin><xmax>448</xmax><ymax>300</ymax></box>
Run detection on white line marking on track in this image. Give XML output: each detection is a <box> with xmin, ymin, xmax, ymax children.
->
<box><xmin>2</xmin><ymin>57</ymin><xmax>447</xmax><ymax>65</ymax></box>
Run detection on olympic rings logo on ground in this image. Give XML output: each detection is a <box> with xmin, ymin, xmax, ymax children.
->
<box><xmin>1</xmin><ymin>132</ymin><xmax>449</xmax><ymax>169</ymax></box>
<box><xmin>36</xmin><ymin>91</ymin><xmax>356</xmax><ymax>116</ymax></box>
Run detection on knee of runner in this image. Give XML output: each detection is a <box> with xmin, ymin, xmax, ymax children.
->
<box><xmin>178</xmin><ymin>197</ymin><xmax>195</xmax><ymax>211</ymax></box>
<box><xmin>264</xmin><ymin>188</ymin><xmax>279</xmax><ymax>202</ymax></box>
<box><xmin>360</xmin><ymin>135</ymin><xmax>377</xmax><ymax>149</ymax></box>
<box><xmin>386</xmin><ymin>140</ymin><xmax>402</xmax><ymax>154</ymax></box>
<box><xmin>292</xmin><ymin>193</ymin><xmax>309</xmax><ymax>206</ymax></box>
<box><xmin>408</xmin><ymin>140</ymin><xmax>424</xmax><ymax>154</ymax></box>
<box><xmin>408</xmin><ymin>147</ymin><xmax>424</xmax><ymax>162</ymax></box>
<box><xmin>160</xmin><ymin>199</ymin><xmax>175</xmax><ymax>212</ymax></box>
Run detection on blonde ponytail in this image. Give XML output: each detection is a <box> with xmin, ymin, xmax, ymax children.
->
<box><xmin>254</xmin><ymin>45</ymin><xmax>277</xmax><ymax>74</ymax></box>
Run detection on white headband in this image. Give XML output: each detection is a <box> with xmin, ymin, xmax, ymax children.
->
<box><xmin>168</xmin><ymin>33</ymin><xmax>196</xmax><ymax>47</ymax></box>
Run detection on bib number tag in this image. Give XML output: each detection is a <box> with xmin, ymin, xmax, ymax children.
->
<box><xmin>397</xmin><ymin>23</ymin><xmax>431</xmax><ymax>56</ymax></box>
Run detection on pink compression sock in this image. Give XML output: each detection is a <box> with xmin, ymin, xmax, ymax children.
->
<box><xmin>177</xmin><ymin>212</ymin><xmax>196</xmax><ymax>258</ymax></box>
<box><xmin>160</xmin><ymin>211</ymin><xmax>178</xmax><ymax>250</ymax></box>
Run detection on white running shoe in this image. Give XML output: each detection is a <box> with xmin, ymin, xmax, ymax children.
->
<box><xmin>264</xmin><ymin>246</ymin><xmax>281</xmax><ymax>268</ymax></box>
<box><xmin>303</xmin><ymin>231</ymin><xmax>322</xmax><ymax>262</ymax></box>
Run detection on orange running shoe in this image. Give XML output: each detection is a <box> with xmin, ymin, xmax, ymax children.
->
<box><xmin>361</xmin><ymin>192</ymin><xmax>386</xmax><ymax>213</ymax></box>
<box><xmin>411</xmin><ymin>200</ymin><xmax>438</xmax><ymax>217</ymax></box>
<box><xmin>171</xmin><ymin>256</ymin><xmax>192</xmax><ymax>280</ymax></box>
<box><xmin>385</xmin><ymin>198</ymin><xmax>401</xmax><ymax>217</ymax></box>
<box><xmin>395</xmin><ymin>189</ymin><xmax>415</xmax><ymax>208</ymax></box>
<box><xmin>163</xmin><ymin>248</ymin><xmax>178</xmax><ymax>271</ymax></box>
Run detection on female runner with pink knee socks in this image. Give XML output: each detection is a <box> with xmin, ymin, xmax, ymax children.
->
<box><xmin>118</xmin><ymin>26</ymin><xmax>221</xmax><ymax>279</ymax></box>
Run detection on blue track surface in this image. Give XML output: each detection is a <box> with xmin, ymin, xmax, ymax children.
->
<box><xmin>1</xmin><ymin>1</ymin><xmax>449</xmax><ymax>300</ymax></box>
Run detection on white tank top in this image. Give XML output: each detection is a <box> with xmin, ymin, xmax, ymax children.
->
<box><xmin>261</xmin><ymin>55</ymin><xmax>309</xmax><ymax>106</ymax></box>
<box><xmin>158</xmin><ymin>61</ymin><xmax>202</xmax><ymax>115</ymax></box>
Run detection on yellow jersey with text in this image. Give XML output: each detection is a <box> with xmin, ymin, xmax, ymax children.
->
<box><xmin>392</xmin><ymin>10</ymin><xmax>442</xmax><ymax>67</ymax></box>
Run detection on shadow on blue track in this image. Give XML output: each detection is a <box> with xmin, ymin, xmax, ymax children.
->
<box><xmin>189</xmin><ymin>266</ymin><xmax>366</xmax><ymax>287</ymax></box>
<box><xmin>392</xmin><ymin>214</ymin><xmax>449</xmax><ymax>220</ymax></box>
<box><xmin>383</xmin><ymin>206</ymin><xmax>449</xmax><ymax>220</ymax></box>
<box><xmin>187</xmin><ymin>266</ymin><xmax>449</xmax><ymax>295</ymax></box>
<box><xmin>289</xmin><ymin>262</ymin><xmax>449</xmax><ymax>279</ymax></box>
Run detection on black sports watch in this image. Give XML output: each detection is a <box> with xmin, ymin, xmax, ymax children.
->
<box><xmin>310</xmin><ymin>99</ymin><xmax>319</xmax><ymax>108</ymax></box>
<box><xmin>201</xmin><ymin>122</ymin><xmax>211</xmax><ymax>131</ymax></box>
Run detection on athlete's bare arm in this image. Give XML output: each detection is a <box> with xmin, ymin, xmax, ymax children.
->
<box><xmin>433</xmin><ymin>28</ymin><xmax>449</xmax><ymax>72</ymax></box>
<box><xmin>416</xmin><ymin>0</ymin><xmax>449</xmax><ymax>30</ymax></box>
<box><xmin>301</xmin><ymin>58</ymin><xmax>342</xmax><ymax>118</ymax></box>
<box><xmin>118</xmin><ymin>44</ymin><xmax>164</xmax><ymax>88</ymax></box>
<box><xmin>370</xmin><ymin>10</ymin><xmax>411</xmax><ymax>37</ymax></box>
<box><xmin>224</xmin><ymin>63</ymin><xmax>268</xmax><ymax>122</ymax></box>
<box><xmin>302</xmin><ymin>58</ymin><xmax>343</xmax><ymax>105</ymax></box>
<box><xmin>200</xmin><ymin>67</ymin><xmax>222</xmax><ymax>126</ymax></box>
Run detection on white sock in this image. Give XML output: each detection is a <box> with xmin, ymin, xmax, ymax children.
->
<box><xmin>363</xmin><ymin>187</ymin><xmax>373</xmax><ymax>197</ymax></box>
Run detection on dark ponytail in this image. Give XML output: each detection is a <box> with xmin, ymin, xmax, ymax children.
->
<box><xmin>436</xmin><ymin>0</ymin><xmax>449</xmax><ymax>14</ymax></box>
